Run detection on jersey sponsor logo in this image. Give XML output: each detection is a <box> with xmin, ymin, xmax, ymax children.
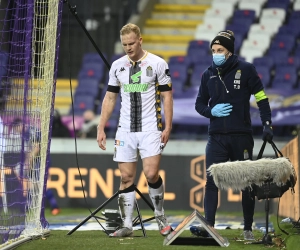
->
<box><xmin>124</xmin><ymin>83</ymin><xmax>149</xmax><ymax>92</ymax></box>
<box><xmin>119</xmin><ymin>67</ymin><xmax>125</xmax><ymax>72</ymax></box>
<box><xmin>146</xmin><ymin>66</ymin><xmax>153</xmax><ymax>77</ymax></box>
<box><xmin>140</xmin><ymin>61</ymin><xmax>148</xmax><ymax>67</ymax></box>
<box><xmin>131</xmin><ymin>71</ymin><xmax>142</xmax><ymax>83</ymax></box>
<box><xmin>115</xmin><ymin>140</ymin><xmax>124</xmax><ymax>146</ymax></box>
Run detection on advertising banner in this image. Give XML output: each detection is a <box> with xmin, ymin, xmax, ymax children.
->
<box><xmin>48</xmin><ymin>153</ymin><xmax>267</xmax><ymax>212</ymax></box>
<box><xmin>172</xmin><ymin>87</ymin><xmax>300</xmax><ymax>126</ymax></box>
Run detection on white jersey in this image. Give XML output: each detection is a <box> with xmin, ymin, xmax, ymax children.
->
<box><xmin>107</xmin><ymin>51</ymin><xmax>172</xmax><ymax>132</ymax></box>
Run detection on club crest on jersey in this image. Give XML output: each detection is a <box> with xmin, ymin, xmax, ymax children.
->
<box><xmin>244</xmin><ymin>149</ymin><xmax>249</xmax><ymax>159</ymax></box>
<box><xmin>146</xmin><ymin>66</ymin><xmax>153</xmax><ymax>77</ymax></box>
<box><xmin>235</xmin><ymin>70</ymin><xmax>241</xmax><ymax>79</ymax></box>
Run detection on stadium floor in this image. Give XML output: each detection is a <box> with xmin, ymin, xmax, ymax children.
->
<box><xmin>47</xmin><ymin>213</ymin><xmax>273</xmax><ymax>234</ymax></box>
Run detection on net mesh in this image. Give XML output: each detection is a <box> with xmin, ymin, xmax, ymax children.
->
<box><xmin>0</xmin><ymin>0</ymin><xmax>63</xmax><ymax>247</ymax></box>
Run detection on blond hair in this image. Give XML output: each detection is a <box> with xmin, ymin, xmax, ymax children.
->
<box><xmin>120</xmin><ymin>23</ymin><xmax>141</xmax><ymax>38</ymax></box>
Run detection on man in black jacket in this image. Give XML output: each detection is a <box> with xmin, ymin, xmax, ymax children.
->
<box><xmin>192</xmin><ymin>30</ymin><xmax>273</xmax><ymax>240</ymax></box>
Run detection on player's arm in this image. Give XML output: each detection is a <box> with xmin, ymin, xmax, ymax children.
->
<box><xmin>97</xmin><ymin>63</ymin><xmax>120</xmax><ymax>149</ymax></box>
<box><xmin>98</xmin><ymin>90</ymin><xmax>118</xmax><ymax>131</ymax></box>
<box><xmin>26</xmin><ymin>142</ymin><xmax>39</xmax><ymax>175</ymax></box>
<box><xmin>161</xmin><ymin>89</ymin><xmax>173</xmax><ymax>132</ymax></box>
<box><xmin>248</xmin><ymin>64</ymin><xmax>272</xmax><ymax>124</ymax></box>
<box><xmin>157</xmin><ymin>60</ymin><xmax>173</xmax><ymax>145</ymax></box>
<box><xmin>249</xmin><ymin>64</ymin><xmax>273</xmax><ymax>141</ymax></box>
<box><xmin>97</xmin><ymin>89</ymin><xmax>118</xmax><ymax>150</ymax></box>
<box><xmin>195</xmin><ymin>72</ymin><xmax>212</xmax><ymax>118</ymax></box>
<box><xmin>255</xmin><ymin>90</ymin><xmax>273</xmax><ymax>142</ymax></box>
<box><xmin>255</xmin><ymin>90</ymin><xmax>271</xmax><ymax>124</ymax></box>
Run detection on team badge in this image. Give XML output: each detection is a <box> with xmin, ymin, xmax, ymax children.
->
<box><xmin>235</xmin><ymin>70</ymin><xmax>241</xmax><ymax>79</ymax></box>
<box><xmin>244</xmin><ymin>149</ymin><xmax>249</xmax><ymax>160</ymax></box>
<box><xmin>146</xmin><ymin>66</ymin><xmax>153</xmax><ymax>77</ymax></box>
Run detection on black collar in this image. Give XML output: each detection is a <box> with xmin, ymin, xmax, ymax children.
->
<box><xmin>212</xmin><ymin>54</ymin><xmax>239</xmax><ymax>76</ymax></box>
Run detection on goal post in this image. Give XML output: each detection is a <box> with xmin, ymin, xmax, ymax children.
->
<box><xmin>0</xmin><ymin>0</ymin><xmax>63</xmax><ymax>248</ymax></box>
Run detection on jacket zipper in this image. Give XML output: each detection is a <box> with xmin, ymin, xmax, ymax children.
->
<box><xmin>216</xmin><ymin>67</ymin><xmax>228</xmax><ymax>132</ymax></box>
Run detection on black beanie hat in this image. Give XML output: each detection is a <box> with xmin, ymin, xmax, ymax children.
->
<box><xmin>210</xmin><ymin>30</ymin><xmax>235</xmax><ymax>53</ymax></box>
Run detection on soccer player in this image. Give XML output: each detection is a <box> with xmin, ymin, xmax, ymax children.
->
<box><xmin>0</xmin><ymin>115</ymin><xmax>7</xmax><ymax>213</ymax></box>
<box><xmin>192</xmin><ymin>30</ymin><xmax>273</xmax><ymax>241</ymax></box>
<box><xmin>6</xmin><ymin>118</ymin><xmax>30</xmax><ymax>180</ymax></box>
<box><xmin>97</xmin><ymin>23</ymin><xmax>173</xmax><ymax>237</ymax></box>
<box><xmin>29</xmin><ymin>130</ymin><xmax>61</xmax><ymax>216</ymax></box>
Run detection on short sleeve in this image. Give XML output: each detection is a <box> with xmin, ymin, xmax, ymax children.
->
<box><xmin>157</xmin><ymin>60</ymin><xmax>172</xmax><ymax>91</ymax></box>
<box><xmin>108</xmin><ymin>61</ymin><xmax>119</xmax><ymax>87</ymax></box>
<box><xmin>107</xmin><ymin>61</ymin><xmax>120</xmax><ymax>93</ymax></box>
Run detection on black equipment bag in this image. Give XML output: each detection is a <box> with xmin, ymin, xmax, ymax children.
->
<box><xmin>252</xmin><ymin>140</ymin><xmax>297</xmax><ymax>200</ymax></box>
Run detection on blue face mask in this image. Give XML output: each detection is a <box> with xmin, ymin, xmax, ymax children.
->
<box><xmin>213</xmin><ymin>53</ymin><xmax>226</xmax><ymax>66</ymax></box>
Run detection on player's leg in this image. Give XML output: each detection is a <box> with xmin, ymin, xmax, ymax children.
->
<box><xmin>110</xmin><ymin>162</ymin><xmax>137</xmax><ymax>237</ymax></box>
<box><xmin>230</xmin><ymin>134</ymin><xmax>255</xmax><ymax>240</ymax></box>
<box><xmin>110</xmin><ymin>131</ymin><xmax>137</xmax><ymax>237</ymax></box>
<box><xmin>46</xmin><ymin>189</ymin><xmax>61</xmax><ymax>215</ymax></box>
<box><xmin>204</xmin><ymin>134</ymin><xmax>229</xmax><ymax>227</ymax></box>
<box><xmin>139</xmin><ymin>131</ymin><xmax>171</xmax><ymax>236</ymax></box>
<box><xmin>0</xmin><ymin>155</ymin><xmax>8</xmax><ymax>214</ymax></box>
<box><xmin>190</xmin><ymin>135</ymin><xmax>229</xmax><ymax>237</ymax></box>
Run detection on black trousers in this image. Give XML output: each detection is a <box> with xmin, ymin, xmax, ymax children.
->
<box><xmin>204</xmin><ymin>133</ymin><xmax>255</xmax><ymax>231</ymax></box>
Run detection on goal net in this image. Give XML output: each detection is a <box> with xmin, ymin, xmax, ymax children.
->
<box><xmin>0</xmin><ymin>0</ymin><xmax>63</xmax><ymax>248</ymax></box>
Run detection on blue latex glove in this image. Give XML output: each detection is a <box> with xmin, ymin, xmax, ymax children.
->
<box><xmin>262</xmin><ymin>121</ymin><xmax>273</xmax><ymax>142</ymax></box>
<box><xmin>211</xmin><ymin>103</ymin><xmax>233</xmax><ymax>117</ymax></box>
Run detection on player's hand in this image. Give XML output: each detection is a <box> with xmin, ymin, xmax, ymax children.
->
<box><xmin>262</xmin><ymin>121</ymin><xmax>273</xmax><ymax>143</ymax></box>
<box><xmin>97</xmin><ymin>128</ymin><xmax>106</xmax><ymax>150</ymax></box>
<box><xmin>211</xmin><ymin>103</ymin><xmax>232</xmax><ymax>117</ymax></box>
<box><xmin>161</xmin><ymin>128</ymin><xmax>171</xmax><ymax>146</ymax></box>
